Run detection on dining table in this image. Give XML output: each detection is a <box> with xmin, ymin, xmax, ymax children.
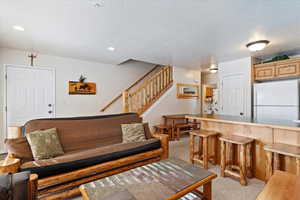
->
<box><xmin>162</xmin><ymin>114</ymin><xmax>197</xmax><ymax>140</ymax></box>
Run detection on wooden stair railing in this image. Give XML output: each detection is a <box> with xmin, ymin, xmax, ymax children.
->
<box><xmin>123</xmin><ymin>66</ymin><xmax>173</xmax><ymax>115</ymax></box>
<box><xmin>100</xmin><ymin>65</ymin><xmax>161</xmax><ymax>112</ymax></box>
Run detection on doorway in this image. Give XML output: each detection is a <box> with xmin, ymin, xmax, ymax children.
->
<box><xmin>220</xmin><ymin>73</ymin><xmax>246</xmax><ymax>116</ymax></box>
<box><xmin>202</xmin><ymin>84</ymin><xmax>218</xmax><ymax>114</ymax></box>
<box><xmin>5</xmin><ymin>64</ymin><xmax>56</xmax><ymax>137</ymax></box>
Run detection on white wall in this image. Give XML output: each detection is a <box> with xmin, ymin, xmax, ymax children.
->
<box><xmin>218</xmin><ymin>57</ymin><xmax>252</xmax><ymax>117</ymax></box>
<box><xmin>142</xmin><ymin>67</ymin><xmax>201</xmax><ymax>128</ymax></box>
<box><xmin>0</xmin><ymin>48</ymin><xmax>155</xmax><ymax>151</ymax></box>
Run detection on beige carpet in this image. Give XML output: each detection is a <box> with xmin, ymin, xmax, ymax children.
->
<box><xmin>70</xmin><ymin>135</ymin><xmax>264</xmax><ymax>200</ymax></box>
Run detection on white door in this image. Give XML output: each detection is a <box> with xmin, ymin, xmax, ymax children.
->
<box><xmin>6</xmin><ymin>65</ymin><xmax>55</xmax><ymax>127</ymax></box>
<box><xmin>220</xmin><ymin>74</ymin><xmax>245</xmax><ymax>116</ymax></box>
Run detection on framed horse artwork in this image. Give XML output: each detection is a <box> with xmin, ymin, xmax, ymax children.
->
<box><xmin>69</xmin><ymin>81</ymin><xmax>96</xmax><ymax>95</ymax></box>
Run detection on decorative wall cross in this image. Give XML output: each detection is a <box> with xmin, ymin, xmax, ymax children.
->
<box><xmin>28</xmin><ymin>53</ymin><xmax>37</xmax><ymax>66</ymax></box>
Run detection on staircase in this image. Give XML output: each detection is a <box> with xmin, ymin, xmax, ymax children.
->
<box><xmin>100</xmin><ymin>65</ymin><xmax>173</xmax><ymax>115</ymax></box>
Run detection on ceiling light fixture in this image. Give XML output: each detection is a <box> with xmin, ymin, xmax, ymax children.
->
<box><xmin>90</xmin><ymin>0</ymin><xmax>104</xmax><ymax>7</ymax></box>
<box><xmin>93</xmin><ymin>3</ymin><xmax>102</xmax><ymax>7</ymax></box>
<box><xmin>107</xmin><ymin>47</ymin><xmax>115</xmax><ymax>51</ymax></box>
<box><xmin>209</xmin><ymin>64</ymin><xmax>218</xmax><ymax>74</ymax></box>
<box><xmin>246</xmin><ymin>40</ymin><xmax>270</xmax><ymax>52</ymax></box>
<box><xmin>13</xmin><ymin>25</ymin><xmax>25</xmax><ymax>31</ymax></box>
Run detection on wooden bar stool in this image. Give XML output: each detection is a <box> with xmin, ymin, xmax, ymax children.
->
<box><xmin>219</xmin><ymin>135</ymin><xmax>254</xmax><ymax>186</ymax></box>
<box><xmin>264</xmin><ymin>143</ymin><xmax>300</xmax><ymax>182</ymax></box>
<box><xmin>154</xmin><ymin>125</ymin><xmax>173</xmax><ymax>140</ymax></box>
<box><xmin>190</xmin><ymin>130</ymin><xmax>218</xmax><ymax>169</ymax></box>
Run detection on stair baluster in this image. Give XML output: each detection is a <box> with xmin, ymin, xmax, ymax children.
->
<box><xmin>122</xmin><ymin>66</ymin><xmax>173</xmax><ymax>115</ymax></box>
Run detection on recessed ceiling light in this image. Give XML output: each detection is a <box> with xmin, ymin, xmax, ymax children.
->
<box><xmin>93</xmin><ymin>3</ymin><xmax>102</xmax><ymax>7</ymax></box>
<box><xmin>246</xmin><ymin>40</ymin><xmax>270</xmax><ymax>52</ymax></box>
<box><xmin>13</xmin><ymin>25</ymin><xmax>25</xmax><ymax>31</ymax></box>
<box><xmin>90</xmin><ymin>0</ymin><xmax>104</xmax><ymax>7</ymax></box>
<box><xmin>107</xmin><ymin>47</ymin><xmax>115</xmax><ymax>51</ymax></box>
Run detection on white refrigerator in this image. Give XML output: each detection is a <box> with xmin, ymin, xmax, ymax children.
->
<box><xmin>253</xmin><ymin>80</ymin><xmax>300</xmax><ymax>121</ymax></box>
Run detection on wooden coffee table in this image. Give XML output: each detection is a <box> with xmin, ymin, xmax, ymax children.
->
<box><xmin>80</xmin><ymin>158</ymin><xmax>217</xmax><ymax>200</ymax></box>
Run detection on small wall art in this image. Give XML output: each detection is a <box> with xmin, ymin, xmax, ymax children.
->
<box><xmin>69</xmin><ymin>81</ymin><xmax>96</xmax><ymax>95</ymax></box>
<box><xmin>176</xmin><ymin>83</ymin><xmax>199</xmax><ymax>99</ymax></box>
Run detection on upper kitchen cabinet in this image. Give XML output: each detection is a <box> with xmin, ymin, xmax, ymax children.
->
<box><xmin>254</xmin><ymin>63</ymin><xmax>275</xmax><ymax>80</ymax></box>
<box><xmin>253</xmin><ymin>58</ymin><xmax>300</xmax><ymax>81</ymax></box>
<box><xmin>276</xmin><ymin>60</ymin><xmax>300</xmax><ymax>78</ymax></box>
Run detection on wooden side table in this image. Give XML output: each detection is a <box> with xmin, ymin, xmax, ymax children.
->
<box><xmin>0</xmin><ymin>157</ymin><xmax>20</xmax><ymax>174</ymax></box>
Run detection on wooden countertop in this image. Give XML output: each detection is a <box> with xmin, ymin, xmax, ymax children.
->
<box><xmin>256</xmin><ymin>170</ymin><xmax>300</xmax><ymax>200</ymax></box>
<box><xmin>186</xmin><ymin>114</ymin><xmax>300</xmax><ymax>131</ymax></box>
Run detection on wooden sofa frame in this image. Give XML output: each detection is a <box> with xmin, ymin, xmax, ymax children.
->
<box><xmin>8</xmin><ymin>132</ymin><xmax>169</xmax><ymax>200</ymax></box>
<box><xmin>29</xmin><ymin>174</ymin><xmax>39</xmax><ymax>200</ymax></box>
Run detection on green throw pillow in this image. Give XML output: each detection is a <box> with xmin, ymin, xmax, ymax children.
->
<box><xmin>121</xmin><ymin>123</ymin><xmax>146</xmax><ymax>143</ymax></box>
<box><xmin>26</xmin><ymin>128</ymin><xmax>64</xmax><ymax>160</ymax></box>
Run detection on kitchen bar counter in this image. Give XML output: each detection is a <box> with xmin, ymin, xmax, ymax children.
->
<box><xmin>186</xmin><ymin>114</ymin><xmax>300</xmax><ymax>131</ymax></box>
<box><xmin>186</xmin><ymin>114</ymin><xmax>300</xmax><ymax>181</ymax></box>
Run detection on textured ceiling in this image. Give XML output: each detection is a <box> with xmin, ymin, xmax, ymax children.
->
<box><xmin>1</xmin><ymin>0</ymin><xmax>300</xmax><ymax>68</ymax></box>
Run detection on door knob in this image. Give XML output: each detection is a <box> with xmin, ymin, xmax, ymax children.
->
<box><xmin>240</xmin><ymin>112</ymin><xmax>244</xmax><ymax>116</ymax></box>
<box><xmin>48</xmin><ymin>104</ymin><xmax>52</xmax><ymax>107</ymax></box>
<box><xmin>48</xmin><ymin>111</ymin><xmax>52</xmax><ymax>114</ymax></box>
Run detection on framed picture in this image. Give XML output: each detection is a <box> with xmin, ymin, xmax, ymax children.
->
<box><xmin>177</xmin><ymin>83</ymin><xmax>199</xmax><ymax>99</ymax></box>
<box><xmin>69</xmin><ymin>81</ymin><xmax>96</xmax><ymax>95</ymax></box>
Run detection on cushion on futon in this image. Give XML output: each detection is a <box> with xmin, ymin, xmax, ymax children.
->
<box><xmin>121</xmin><ymin>123</ymin><xmax>146</xmax><ymax>143</ymax></box>
<box><xmin>4</xmin><ymin>137</ymin><xmax>34</xmax><ymax>162</ymax></box>
<box><xmin>20</xmin><ymin>139</ymin><xmax>161</xmax><ymax>178</ymax></box>
<box><xmin>26</xmin><ymin>128</ymin><xmax>64</xmax><ymax>160</ymax></box>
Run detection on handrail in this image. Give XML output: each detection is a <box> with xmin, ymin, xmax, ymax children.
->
<box><xmin>100</xmin><ymin>65</ymin><xmax>161</xmax><ymax>112</ymax></box>
<box><xmin>123</xmin><ymin>66</ymin><xmax>173</xmax><ymax>114</ymax></box>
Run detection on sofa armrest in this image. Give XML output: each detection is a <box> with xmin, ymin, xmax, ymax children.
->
<box><xmin>152</xmin><ymin>134</ymin><xmax>169</xmax><ymax>159</ymax></box>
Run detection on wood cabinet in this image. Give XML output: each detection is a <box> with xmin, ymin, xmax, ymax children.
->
<box><xmin>254</xmin><ymin>63</ymin><xmax>275</xmax><ymax>80</ymax></box>
<box><xmin>253</xmin><ymin>58</ymin><xmax>300</xmax><ymax>81</ymax></box>
<box><xmin>276</xmin><ymin>61</ymin><xmax>300</xmax><ymax>78</ymax></box>
<box><xmin>204</xmin><ymin>87</ymin><xmax>213</xmax><ymax>102</ymax></box>
<box><xmin>205</xmin><ymin>87</ymin><xmax>213</xmax><ymax>97</ymax></box>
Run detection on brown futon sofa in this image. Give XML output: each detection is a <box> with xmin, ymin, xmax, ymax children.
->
<box><xmin>5</xmin><ymin>113</ymin><xmax>169</xmax><ymax>199</ymax></box>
